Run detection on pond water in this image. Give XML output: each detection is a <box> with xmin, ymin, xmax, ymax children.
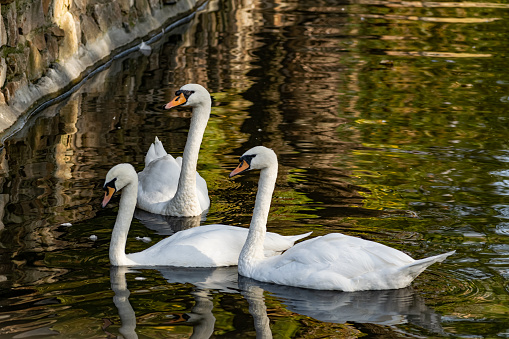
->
<box><xmin>0</xmin><ymin>0</ymin><xmax>508</xmax><ymax>337</ymax></box>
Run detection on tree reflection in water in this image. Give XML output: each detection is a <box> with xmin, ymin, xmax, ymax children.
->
<box><xmin>1</xmin><ymin>0</ymin><xmax>509</xmax><ymax>336</ymax></box>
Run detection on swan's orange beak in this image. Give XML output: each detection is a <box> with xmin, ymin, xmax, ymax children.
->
<box><xmin>164</xmin><ymin>93</ymin><xmax>187</xmax><ymax>109</ymax></box>
<box><xmin>229</xmin><ymin>160</ymin><xmax>250</xmax><ymax>178</ymax></box>
<box><xmin>102</xmin><ymin>187</ymin><xmax>116</xmax><ymax>208</ymax></box>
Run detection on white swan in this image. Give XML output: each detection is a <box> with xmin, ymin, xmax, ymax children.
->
<box><xmin>137</xmin><ymin>83</ymin><xmax>211</xmax><ymax>217</ymax></box>
<box><xmin>230</xmin><ymin>146</ymin><xmax>455</xmax><ymax>291</ymax></box>
<box><xmin>102</xmin><ymin>163</ymin><xmax>311</xmax><ymax>267</ymax></box>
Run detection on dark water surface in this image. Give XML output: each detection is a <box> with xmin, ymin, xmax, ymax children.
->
<box><xmin>1</xmin><ymin>0</ymin><xmax>509</xmax><ymax>337</ymax></box>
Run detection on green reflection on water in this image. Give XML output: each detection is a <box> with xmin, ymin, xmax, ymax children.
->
<box><xmin>2</xmin><ymin>0</ymin><xmax>509</xmax><ymax>337</ymax></box>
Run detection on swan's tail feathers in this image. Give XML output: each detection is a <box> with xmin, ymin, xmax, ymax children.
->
<box><xmin>153</xmin><ymin>137</ymin><xmax>168</xmax><ymax>158</ymax></box>
<box><xmin>144</xmin><ymin>136</ymin><xmax>168</xmax><ymax>166</ymax></box>
<box><xmin>145</xmin><ymin>143</ymin><xmax>157</xmax><ymax>167</ymax></box>
<box><xmin>403</xmin><ymin>250</ymin><xmax>455</xmax><ymax>279</ymax></box>
<box><xmin>287</xmin><ymin>231</ymin><xmax>313</xmax><ymax>243</ymax></box>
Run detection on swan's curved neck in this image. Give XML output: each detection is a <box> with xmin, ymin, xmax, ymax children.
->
<box><xmin>169</xmin><ymin>104</ymin><xmax>210</xmax><ymax>215</ymax></box>
<box><xmin>239</xmin><ymin>164</ymin><xmax>278</xmax><ymax>275</ymax></box>
<box><xmin>110</xmin><ymin>178</ymin><xmax>137</xmax><ymax>266</ymax></box>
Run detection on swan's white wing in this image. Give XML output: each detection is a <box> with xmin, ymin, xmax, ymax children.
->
<box><xmin>153</xmin><ymin>136</ymin><xmax>168</xmax><ymax>158</ymax></box>
<box><xmin>144</xmin><ymin>143</ymin><xmax>157</xmax><ymax>167</ymax></box>
<box><xmin>251</xmin><ymin>233</ymin><xmax>424</xmax><ymax>291</ymax></box>
<box><xmin>196</xmin><ymin>172</ymin><xmax>210</xmax><ymax>211</ymax></box>
<box><xmin>277</xmin><ymin>233</ymin><xmax>413</xmax><ymax>268</ymax></box>
<box><xmin>145</xmin><ymin>137</ymin><xmax>168</xmax><ymax>167</ymax></box>
<box><xmin>127</xmin><ymin>225</ymin><xmax>311</xmax><ymax>267</ymax></box>
<box><xmin>137</xmin><ymin>155</ymin><xmax>181</xmax><ymax>214</ymax></box>
<box><xmin>139</xmin><ymin>151</ymin><xmax>210</xmax><ymax>213</ymax></box>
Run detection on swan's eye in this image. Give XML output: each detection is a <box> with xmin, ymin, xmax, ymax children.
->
<box><xmin>104</xmin><ymin>178</ymin><xmax>117</xmax><ymax>190</ymax></box>
<box><xmin>174</xmin><ymin>90</ymin><xmax>194</xmax><ymax>101</ymax></box>
<box><xmin>246</xmin><ymin>154</ymin><xmax>256</xmax><ymax>159</ymax></box>
<box><xmin>240</xmin><ymin>154</ymin><xmax>257</xmax><ymax>165</ymax></box>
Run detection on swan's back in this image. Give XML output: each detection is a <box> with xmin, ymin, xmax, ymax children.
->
<box><xmin>282</xmin><ymin>233</ymin><xmax>413</xmax><ymax>268</ymax></box>
<box><xmin>246</xmin><ymin>233</ymin><xmax>453</xmax><ymax>291</ymax></box>
<box><xmin>137</xmin><ymin>155</ymin><xmax>181</xmax><ymax>212</ymax></box>
<box><xmin>137</xmin><ymin>154</ymin><xmax>209</xmax><ymax>214</ymax></box>
<box><xmin>126</xmin><ymin>225</ymin><xmax>311</xmax><ymax>267</ymax></box>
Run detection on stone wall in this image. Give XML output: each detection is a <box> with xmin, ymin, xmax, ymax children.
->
<box><xmin>0</xmin><ymin>0</ymin><xmax>202</xmax><ymax>133</ymax></box>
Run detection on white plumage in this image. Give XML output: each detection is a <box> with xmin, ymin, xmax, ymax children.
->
<box><xmin>230</xmin><ymin>146</ymin><xmax>455</xmax><ymax>291</ymax></box>
<box><xmin>137</xmin><ymin>137</ymin><xmax>209</xmax><ymax>216</ymax></box>
<box><xmin>137</xmin><ymin>84</ymin><xmax>212</xmax><ymax>217</ymax></box>
<box><xmin>102</xmin><ymin>163</ymin><xmax>311</xmax><ymax>267</ymax></box>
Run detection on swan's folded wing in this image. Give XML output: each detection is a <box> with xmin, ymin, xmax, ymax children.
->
<box><xmin>153</xmin><ymin>136</ymin><xmax>168</xmax><ymax>158</ymax></box>
<box><xmin>136</xmin><ymin>225</ymin><xmax>246</xmax><ymax>266</ymax></box>
<box><xmin>196</xmin><ymin>169</ymin><xmax>210</xmax><ymax>211</ymax></box>
<box><xmin>137</xmin><ymin>156</ymin><xmax>181</xmax><ymax>212</ymax></box>
<box><xmin>145</xmin><ymin>143</ymin><xmax>157</xmax><ymax>167</ymax></box>
<box><xmin>145</xmin><ymin>137</ymin><xmax>169</xmax><ymax>166</ymax></box>
<box><xmin>266</xmin><ymin>233</ymin><xmax>415</xmax><ymax>280</ymax></box>
<box><xmin>132</xmin><ymin>225</ymin><xmax>308</xmax><ymax>267</ymax></box>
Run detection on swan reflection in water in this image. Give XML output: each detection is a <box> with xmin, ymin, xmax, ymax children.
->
<box><xmin>109</xmin><ymin>266</ymin><xmax>139</xmax><ymax>339</ymax></box>
<box><xmin>238</xmin><ymin>276</ymin><xmax>445</xmax><ymax>335</ymax></box>
<box><xmin>108</xmin><ymin>266</ymin><xmax>445</xmax><ymax>338</ymax></box>
<box><xmin>107</xmin><ymin>266</ymin><xmax>237</xmax><ymax>339</ymax></box>
<box><xmin>133</xmin><ymin>209</ymin><xmax>204</xmax><ymax>235</ymax></box>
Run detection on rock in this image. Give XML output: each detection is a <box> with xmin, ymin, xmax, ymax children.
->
<box><xmin>0</xmin><ymin>7</ymin><xmax>7</xmax><ymax>47</ymax></box>
<box><xmin>5</xmin><ymin>74</ymin><xmax>28</xmax><ymax>104</ymax></box>
<box><xmin>72</xmin><ymin>0</ymin><xmax>87</xmax><ymax>12</ymax></box>
<box><xmin>29</xmin><ymin>31</ymin><xmax>47</xmax><ymax>51</ymax></box>
<box><xmin>50</xmin><ymin>26</ymin><xmax>65</xmax><ymax>37</ymax></box>
<box><xmin>0</xmin><ymin>0</ymin><xmax>202</xmax><ymax>133</ymax></box>
<box><xmin>148</xmin><ymin>0</ymin><xmax>160</xmax><ymax>12</ymax></box>
<box><xmin>19</xmin><ymin>0</ymin><xmax>45</xmax><ymax>37</ymax></box>
<box><xmin>135</xmin><ymin>0</ymin><xmax>152</xmax><ymax>18</ymax></box>
<box><xmin>5</xmin><ymin>3</ymin><xmax>18</xmax><ymax>47</ymax></box>
<box><xmin>28</xmin><ymin>42</ymin><xmax>43</xmax><ymax>81</ymax></box>
<box><xmin>7</xmin><ymin>47</ymin><xmax>30</xmax><ymax>78</ymax></box>
<box><xmin>0</xmin><ymin>58</ymin><xmax>6</xmax><ymax>88</ymax></box>
<box><xmin>93</xmin><ymin>2</ymin><xmax>123</xmax><ymax>33</ymax></box>
<box><xmin>53</xmin><ymin>0</ymin><xmax>72</xmax><ymax>23</ymax></box>
<box><xmin>58</xmin><ymin>12</ymin><xmax>79</xmax><ymax>61</ymax></box>
<box><xmin>117</xmin><ymin>0</ymin><xmax>132</xmax><ymax>13</ymax></box>
<box><xmin>45</xmin><ymin>33</ymin><xmax>59</xmax><ymax>60</ymax></box>
<box><xmin>80</xmin><ymin>15</ymin><xmax>102</xmax><ymax>45</ymax></box>
<box><xmin>42</xmin><ymin>0</ymin><xmax>52</xmax><ymax>15</ymax></box>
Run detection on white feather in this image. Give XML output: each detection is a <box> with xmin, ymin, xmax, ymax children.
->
<box><xmin>233</xmin><ymin>146</ymin><xmax>455</xmax><ymax>291</ymax></box>
<box><xmin>103</xmin><ymin>163</ymin><xmax>311</xmax><ymax>267</ymax></box>
<box><xmin>137</xmin><ymin>84</ymin><xmax>212</xmax><ymax>217</ymax></box>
